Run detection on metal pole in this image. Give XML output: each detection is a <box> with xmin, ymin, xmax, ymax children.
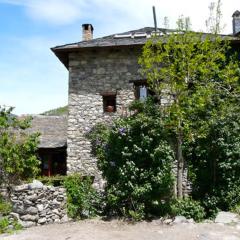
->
<box><xmin>153</xmin><ymin>6</ymin><xmax>157</xmax><ymax>32</ymax></box>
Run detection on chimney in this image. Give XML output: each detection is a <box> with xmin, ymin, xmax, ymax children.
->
<box><xmin>82</xmin><ymin>24</ymin><xmax>94</xmax><ymax>41</ymax></box>
<box><xmin>232</xmin><ymin>10</ymin><xmax>240</xmax><ymax>35</ymax></box>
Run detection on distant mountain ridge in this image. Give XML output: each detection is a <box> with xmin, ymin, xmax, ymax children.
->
<box><xmin>41</xmin><ymin>106</ymin><xmax>68</xmax><ymax>116</ymax></box>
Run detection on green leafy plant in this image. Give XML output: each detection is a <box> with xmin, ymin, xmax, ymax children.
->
<box><xmin>0</xmin><ymin>217</ymin><xmax>22</xmax><ymax>234</ymax></box>
<box><xmin>64</xmin><ymin>174</ymin><xmax>102</xmax><ymax>219</ymax></box>
<box><xmin>187</xmin><ymin>108</ymin><xmax>240</xmax><ymax>217</ymax></box>
<box><xmin>0</xmin><ymin>195</ymin><xmax>12</xmax><ymax>216</ymax></box>
<box><xmin>171</xmin><ymin>198</ymin><xmax>205</xmax><ymax>222</ymax></box>
<box><xmin>0</xmin><ymin>218</ymin><xmax>9</xmax><ymax>234</ymax></box>
<box><xmin>0</xmin><ymin>106</ymin><xmax>40</xmax><ymax>187</ymax></box>
<box><xmin>89</xmin><ymin>99</ymin><xmax>175</xmax><ymax>220</ymax></box>
<box><xmin>139</xmin><ymin>1</ymin><xmax>240</xmax><ymax>198</ymax></box>
<box><xmin>201</xmin><ymin>194</ymin><xmax>220</xmax><ymax>219</ymax></box>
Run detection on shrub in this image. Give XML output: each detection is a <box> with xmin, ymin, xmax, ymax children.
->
<box><xmin>0</xmin><ymin>106</ymin><xmax>40</xmax><ymax>187</ymax></box>
<box><xmin>224</xmin><ymin>183</ymin><xmax>240</xmax><ymax>210</ymax></box>
<box><xmin>63</xmin><ymin>174</ymin><xmax>102</xmax><ymax>219</ymax></box>
<box><xmin>89</xmin><ymin>99</ymin><xmax>175</xmax><ymax>220</ymax></box>
<box><xmin>187</xmin><ymin>108</ymin><xmax>240</xmax><ymax>216</ymax></box>
<box><xmin>0</xmin><ymin>195</ymin><xmax>12</xmax><ymax>216</ymax></box>
<box><xmin>171</xmin><ymin>198</ymin><xmax>205</xmax><ymax>222</ymax></box>
<box><xmin>231</xmin><ymin>204</ymin><xmax>240</xmax><ymax>215</ymax></box>
<box><xmin>201</xmin><ymin>194</ymin><xmax>220</xmax><ymax>219</ymax></box>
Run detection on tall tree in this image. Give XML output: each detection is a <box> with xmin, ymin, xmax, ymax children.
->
<box><xmin>139</xmin><ymin>2</ymin><xmax>240</xmax><ymax>198</ymax></box>
<box><xmin>0</xmin><ymin>106</ymin><xmax>40</xmax><ymax>188</ymax></box>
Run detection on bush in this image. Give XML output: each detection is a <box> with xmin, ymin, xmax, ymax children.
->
<box><xmin>201</xmin><ymin>194</ymin><xmax>220</xmax><ymax>219</ymax></box>
<box><xmin>171</xmin><ymin>198</ymin><xmax>205</xmax><ymax>222</ymax></box>
<box><xmin>63</xmin><ymin>174</ymin><xmax>102</xmax><ymax>219</ymax></box>
<box><xmin>224</xmin><ymin>183</ymin><xmax>240</xmax><ymax>210</ymax></box>
<box><xmin>187</xmin><ymin>108</ymin><xmax>240</xmax><ymax>216</ymax></box>
<box><xmin>0</xmin><ymin>195</ymin><xmax>12</xmax><ymax>216</ymax></box>
<box><xmin>0</xmin><ymin>106</ymin><xmax>40</xmax><ymax>187</ymax></box>
<box><xmin>231</xmin><ymin>204</ymin><xmax>240</xmax><ymax>215</ymax></box>
<box><xmin>89</xmin><ymin>99</ymin><xmax>175</xmax><ymax>220</ymax></box>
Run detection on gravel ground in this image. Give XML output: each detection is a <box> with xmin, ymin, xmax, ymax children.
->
<box><xmin>1</xmin><ymin>220</ymin><xmax>240</xmax><ymax>240</ymax></box>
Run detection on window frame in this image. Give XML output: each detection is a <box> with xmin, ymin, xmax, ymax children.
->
<box><xmin>101</xmin><ymin>92</ymin><xmax>117</xmax><ymax>113</ymax></box>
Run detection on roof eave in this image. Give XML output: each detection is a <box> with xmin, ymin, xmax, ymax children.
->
<box><xmin>51</xmin><ymin>43</ymin><xmax>145</xmax><ymax>70</ymax></box>
<box><xmin>51</xmin><ymin>47</ymin><xmax>69</xmax><ymax>70</ymax></box>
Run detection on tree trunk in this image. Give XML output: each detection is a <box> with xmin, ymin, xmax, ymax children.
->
<box><xmin>176</xmin><ymin>129</ymin><xmax>184</xmax><ymax>199</ymax></box>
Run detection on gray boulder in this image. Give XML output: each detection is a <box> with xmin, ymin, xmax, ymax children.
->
<box><xmin>38</xmin><ymin>217</ymin><xmax>47</xmax><ymax>224</ymax></box>
<box><xmin>26</xmin><ymin>206</ymin><xmax>38</xmax><ymax>215</ymax></box>
<box><xmin>20</xmin><ymin>220</ymin><xmax>36</xmax><ymax>228</ymax></box>
<box><xmin>20</xmin><ymin>214</ymin><xmax>38</xmax><ymax>222</ymax></box>
<box><xmin>28</xmin><ymin>180</ymin><xmax>43</xmax><ymax>190</ymax></box>
<box><xmin>13</xmin><ymin>184</ymin><xmax>28</xmax><ymax>192</ymax></box>
<box><xmin>172</xmin><ymin>216</ymin><xmax>188</xmax><ymax>224</ymax></box>
<box><xmin>36</xmin><ymin>204</ymin><xmax>44</xmax><ymax>212</ymax></box>
<box><xmin>9</xmin><ymin>212</ymin><xmax>20</xmax><ymax>221</ymax></box>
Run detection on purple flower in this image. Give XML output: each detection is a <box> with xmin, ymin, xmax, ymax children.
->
<box><xmin>118</xmin><ymin>127</ymin><xmax>126</xmax><ymax>135</ymax></box>
<box><xmin>95</xmin><ymin>138</ymin><xmax>101</xmax><ymax>146</ymax></box>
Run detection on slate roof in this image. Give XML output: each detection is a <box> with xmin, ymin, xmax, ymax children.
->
<box><xmin>232</xmin><ymin>10</ymin><xmax>240</xmax><ymax>17</ymax></box>
<box><xmin>51</xmin><ymin>27</ymin><xmax>240</xmax><ymax>69</ymax></box>
<box><xmin>25</xmin><ymin>115</ymin><xmax>67</xmax><ymax>149</ymax></box>
<box><xmin>52</xmin><ymin>27</ymin><xmax>165</xmax><ymax>51</ymax></box>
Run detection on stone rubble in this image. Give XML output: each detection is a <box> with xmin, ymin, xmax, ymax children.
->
<box><xmin>9</xmin><ymin>180</ymin><xmax>68</xmax><ymax>228</ymax></box>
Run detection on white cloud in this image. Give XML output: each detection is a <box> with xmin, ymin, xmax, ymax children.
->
<box><xmin>0</xmin><ymin>0</ymin><xmax>239</xmax><ymax>33</ymax></box>
<box><xmin>26</xmin><ymin>0</ymin><xmax>86</xmax><ymax>25</ymax></box>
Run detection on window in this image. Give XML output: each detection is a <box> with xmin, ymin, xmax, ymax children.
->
<box><xmin>134</xmin><ymin>81</ymin><xmax>155</xmax><ymax>100</ymax></box>
<box><xmin>102</xmin><ymin>94</ymin><xmax>116</xmax><ymax>113</ymax></box>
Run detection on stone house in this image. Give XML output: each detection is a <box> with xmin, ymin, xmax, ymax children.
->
<box><xmin>26</xmin><ymin>115</ymin><xmax>67</xmax><ymax>176</ymax></box>
<box><xmin>51</xmin><ymin>12</ymin><xmax>240</xmax><ymax>186</ymax></box>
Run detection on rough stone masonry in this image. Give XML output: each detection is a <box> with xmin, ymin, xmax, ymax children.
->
<box><xmin>10</xmin><ymin>180</ymin><xmax>68</xmax><ymax>228</ymax></box>
<box><xmin>67</xmin><ymin>47</ymin><xmax>142</xmax><ymax>184</ymax></box>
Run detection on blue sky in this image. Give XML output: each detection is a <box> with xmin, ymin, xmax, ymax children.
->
<box><xmin>0</xmin><ymin>0</ymin><xmax>239</xmax><ymax>115</ymax></box>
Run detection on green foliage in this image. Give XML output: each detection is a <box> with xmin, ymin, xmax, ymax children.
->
<box><xmin>0</xmin><ymin>106</ymin><xmax>40</xmax><ymax>186</ymax></box>
<box><xmin>36</xmin><ymin>175</ymin><xmax>66</xmax><ymax>186</ymax></box>
<box><xmin>225</xmin><ymin>184</ymin><xmax>240</xmax><ymax>211</ymax></box>
<box><xmin>0</xmin><ymin>195</ymin><xmax>12</xmax><ymax>216</ymax></box>
<box><xmin>89</xmin><ymin>99</ymin><xmax>175</xmax><ymax>220</ymax></box>
<box><xmin>171</xmin><ymin>198</ymin><xmax>205</xmax><ymax>222</ymax></box>
<box><xmin>187</xmin><ymin>107</ymin><xmax>240</xmax><ymax>217</ymax></box>
<box><xmin>42</xmin><ymin>106</ymin><xmax>68</xmax><ymax>116</ymax></box>
<box><xmin>0</xmin><ymin>195</ymin><xmax>21</xmax><ymax>234</ymax></box>
<box><xmin>231</xmin><ymin>204</ymin><xmax>240</xmax><ymax>215</ymax></box>
<box><xmin>0</xmin><ymin>218</ymin><xmax>9</xmax><ymax>234</ymax></box>
<box><xmin>139</xmin><ymin>8</ymin><xmax>240</xmax><ymax>198</ymax></box>
<box><xmin>201</xmin><ymin>195</ymin><xmax>220</xmax><ymax>219</ymax></box>
<box><xmin>0</xmin><ymin>217</ymin><xmax>22</xmax><ymax>234</ymax></box>
<box><xmin>63</xmin><ymin>174</ymin><xmax>102</xmax><ymax>219</ymax></box>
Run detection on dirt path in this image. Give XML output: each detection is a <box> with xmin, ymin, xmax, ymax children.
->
<box><xmin>1</xmin><ymin>220</ymin><xmax>240</xmax><ymax>240</ymax></box>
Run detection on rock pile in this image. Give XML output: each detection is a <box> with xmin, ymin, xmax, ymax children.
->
<box><xmin>10</xmin><ymin>180</ymin><xmax>68</xmax><ymax>228</ymax></box>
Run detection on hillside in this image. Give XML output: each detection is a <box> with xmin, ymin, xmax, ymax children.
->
<box><xmin>41</xmin><ymin>106</ymin><xmax>68</xmax><ymax>116</ymax></box>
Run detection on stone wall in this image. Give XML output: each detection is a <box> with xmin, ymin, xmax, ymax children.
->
<box><xmin>67</xmin><ymin>47</ymin><xmax>142</xmax><ymax>182</ymax></box>
<box><xmin>10</xmin><ymin>180</ymin><xmax>68</xmax><ymax>228</ymax></box>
